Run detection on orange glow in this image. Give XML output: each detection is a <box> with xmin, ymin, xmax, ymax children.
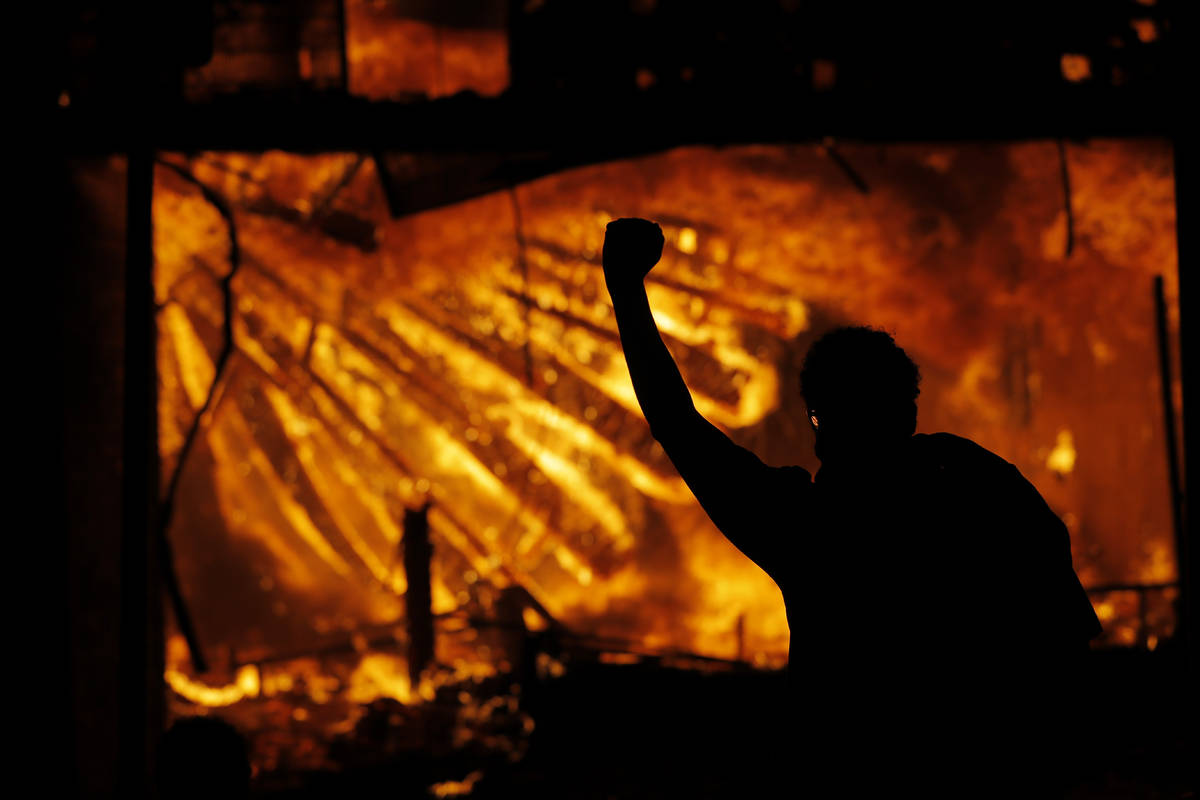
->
<box><xmin>156</xmin><ymin>140</ymin><xmax>1179</xmax><ymax>768</ymax></box>
<box><xmin>1061</xmin><ymin>54</ymin><xmax>1092</xmax><ymax>82</ymax></box>
<box><xmin>345</xmin><ymin>653</ymin><xmax>429</xmax><ymax>705</ymax></box>
<box><xmin>430</xmin><ymin>771</ymin><xmax>484</xmax><ymax>797</ymax></box>
<box><xmin>1045</xmin><ymin>430</ymin><xmax>1077</xmax><ymax>476</ymax></box>
<box><xmin>522</xmin><ymin>606</ymin><xmax>548</xmax><ymax>632</ymax></box>
<box><xmin>166</xmin><ymin>662</ymin><xmax>261</xmax><ymax>708</ymax></box>
<box><xmin>344</xmin><ymin>0</ymin><xmax>508</xmax><ymax>100</ymax></box>
<box><xmin>598</xmin><ymin>652</ymin><xmax>643</xmax><ymax>665</ymax></box>
<box><xmin>1130</xmin><ymin>19</ymin><xmax>1158</xmax><ymax>44</ymax></box>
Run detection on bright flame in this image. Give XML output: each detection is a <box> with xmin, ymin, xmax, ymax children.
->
<box><xmin>166</xmin><ymin>665</ymin><xmax>261</xmax><ymax>708</ymax></box>
<box><xmin>522</xmin><ymin>606</ymin><xmax>548</xmax><ymax>632</ymax></box>
<box><xmin>346</xmin><ymin>653</ymin><xmax>429</xmax><ymax>705</ymax></box>
<box><xmin>677</xmin><ymin>227</ymin><xmax>698</xmax><ymax>254</ymax></box>
<box><xmin>430</xmin><ymin>770</ymin><xmax>484</xmax><ymax>797</ymax></box>
<box><xmin>1046</xmin><ymin>430</ymin><xmax>1077</xmax><ymax>476</ymax></box>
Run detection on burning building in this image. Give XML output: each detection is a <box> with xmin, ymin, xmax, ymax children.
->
<box><xmin>153</xmin><ymin>136</ymin><xmax>1184</xmax><ymax>779</ymax></box>
<box><xmin>56</xmin><ymin>1</ymin><xmax>1192</xmax><ymax>797</ymax></box>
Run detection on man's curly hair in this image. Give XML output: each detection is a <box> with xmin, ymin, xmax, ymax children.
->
<box><xmin>799</xmin><ymin>326</ymin><xmax>921</xmax><ymax>435</ymax></box>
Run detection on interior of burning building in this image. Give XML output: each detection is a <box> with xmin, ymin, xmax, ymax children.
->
<box><xmin>54</xmin><ymin>1</ymin><xmax>1195</xmax><ymax>797</ymax></box>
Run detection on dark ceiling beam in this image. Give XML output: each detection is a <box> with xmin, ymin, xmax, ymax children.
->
<box><xmin>52</xmin><ymin>86</ymin><xmax>1174</xmax><ymax>155</ymax></box>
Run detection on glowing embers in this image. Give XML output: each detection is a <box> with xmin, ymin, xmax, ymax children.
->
<box><xmin>431</xmin><ymin>771</ymin><xmax>485</xmax><ymax>797</ymax></box>
<box><xmin>1061</xmin><ymin>54</ymin><xmax>1092</xmax><ymax>83</ymax></box>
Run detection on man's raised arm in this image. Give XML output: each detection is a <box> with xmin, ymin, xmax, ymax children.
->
<box><xmin>602</xmin><ymin>218</ymin><xmax>802</xmax><ymax>569</ymax></box>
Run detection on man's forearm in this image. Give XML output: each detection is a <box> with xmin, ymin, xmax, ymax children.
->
<box><xmin>601</xmin><ymin>219</ymin><xmax>789</xmax><ymax>569</ymax></box>
<box><xmin>607</xmin><ymin>278</ymin><xmax>698</xmax><ymax>437</ymax></box>
<box><xmin>607</xmin><ymin>275</ymin><xmax>788</xmax><ymax>570</ymax></box>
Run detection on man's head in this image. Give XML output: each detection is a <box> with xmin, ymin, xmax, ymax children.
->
<box><xmin>799</xmin><ymin>326</ymin><xmax>921</xmax><ymax>465</ymax></box>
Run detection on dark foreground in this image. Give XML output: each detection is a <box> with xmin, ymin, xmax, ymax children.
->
<box><xmin>251</xmin><ymin>647</ymin><xmax>1195</xmax><ymax>799</ymax></box>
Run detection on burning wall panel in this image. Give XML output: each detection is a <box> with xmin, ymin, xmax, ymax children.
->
<box><xmin>155</xmin><ymin>140</ymin><xmax>1179</xmax><ymax>763</ymax></box>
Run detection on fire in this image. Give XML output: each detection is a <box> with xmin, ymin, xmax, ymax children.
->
<box><xmin>521</xmin><ymin>606</ymin><xmax>548</xmax><ymax>632</ymax></box>
<box><xmin>430</xmin><ymin>771</ymin><xmax>484</xmax><ymax>798</ymax></box>
<box><xmin>165</xmin><ymin>664</ymin><xmax>261</xmax><ymax>708</ymax></box>
<box><xmin>345</xmin><ymin>653</ymin><xmax>430</xmax><ymax>705</ymax></box>
<box><xmin>677</xmin><ymin>227</ymin><xmax>699</xmax><ymax>255</ymax></box>
<box><xmin>156</xmin><ymin>140</ymin><xmax>1179</xmax><ymax>764</ymax></box>
<box><xmin>1045</xmin><ymin>430</ymin><xmax>1077</xmax><ymax>476</ymax></box>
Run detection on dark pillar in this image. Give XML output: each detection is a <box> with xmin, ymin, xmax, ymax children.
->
<box><xmin>118</xmin><ymin>148</ymin><xmax>164</xmax><ymax>797</ymax></box>
<box><xmin>403</xmin><ymin>503</ymin><xmax>435</xmax><ymax>684</ymax></box>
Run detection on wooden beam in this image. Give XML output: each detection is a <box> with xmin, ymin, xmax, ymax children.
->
<box><xmin>52</xmin><ymin>85</ymin><xmax>1173</xmax><ymax>155</ymax></box>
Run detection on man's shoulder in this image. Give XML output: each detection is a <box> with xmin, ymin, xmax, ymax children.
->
<box><xmin>913</xmin><ymin>433</ymin><xmax>1058</xmax><ymax>524</ymax></box>
<box><xmin>907</xmin><ymin>431</ymin><xmax>1022</xmax><ymax>489</ymax></box>
<box><xmin>912</xmin><ymin>432</ymin><xmax>1017</xmax><ymax>473</ymax></box>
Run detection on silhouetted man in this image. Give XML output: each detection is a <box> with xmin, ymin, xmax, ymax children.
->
<box><xmin>602</xmin><ymin>218</ymin><xmax>1101</xmax><ymax>794</ymax></box>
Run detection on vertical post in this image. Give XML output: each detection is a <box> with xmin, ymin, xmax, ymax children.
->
<box><xmin>1171</xmin><ymin>0</ymin><xmax>1197</xmax><ymax>679</ymax></box>
<box><xmin>118</xmin><ymin>148</ymin><xmax>164</xmax><ymax>796</ymax></box>
<box><xmin>403</xmin><ymin>503</ymin><xmax>435</xmax><ymax>685</ymax></box>
<box><xmin>1154</xmin><ymin>276</ymin><xmax>1186</xmax><ymax>649</ymax></box>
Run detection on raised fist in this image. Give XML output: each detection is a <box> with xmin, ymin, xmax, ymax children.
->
<box><xmin>602</xmin><ymin>218</ymin><xmax>664</xmax><ymax>285</ymax></box>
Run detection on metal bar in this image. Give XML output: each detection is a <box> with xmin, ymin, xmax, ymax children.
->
<box><xmin>1057</xmin><ymin>140</ymin><xmax>1074</xmax><ymax>258</ymax></box>
<box><xmin>231</xmin><ymin>621</ymin><xmax>753</xmax><ymax>673</ymax></box>
<box><xmin>308</xmin><ymin>153</ymin><xmax>366</xmax><ymax>223</ymax></box>
<box><xmin>820</xmin><ymin>139</ymin><xmax>870</xmax><ymax>194</ymax></box>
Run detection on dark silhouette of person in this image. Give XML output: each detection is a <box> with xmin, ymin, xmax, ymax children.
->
<box><xmin>602</xmin><ymin>217</ymin><xmax>1101</xmax><ymax>794</ymax></box>
<box><xmin>158</xmin><ymin>716</ymin><xmax>251</xmax><ymax>799</ymax></box>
